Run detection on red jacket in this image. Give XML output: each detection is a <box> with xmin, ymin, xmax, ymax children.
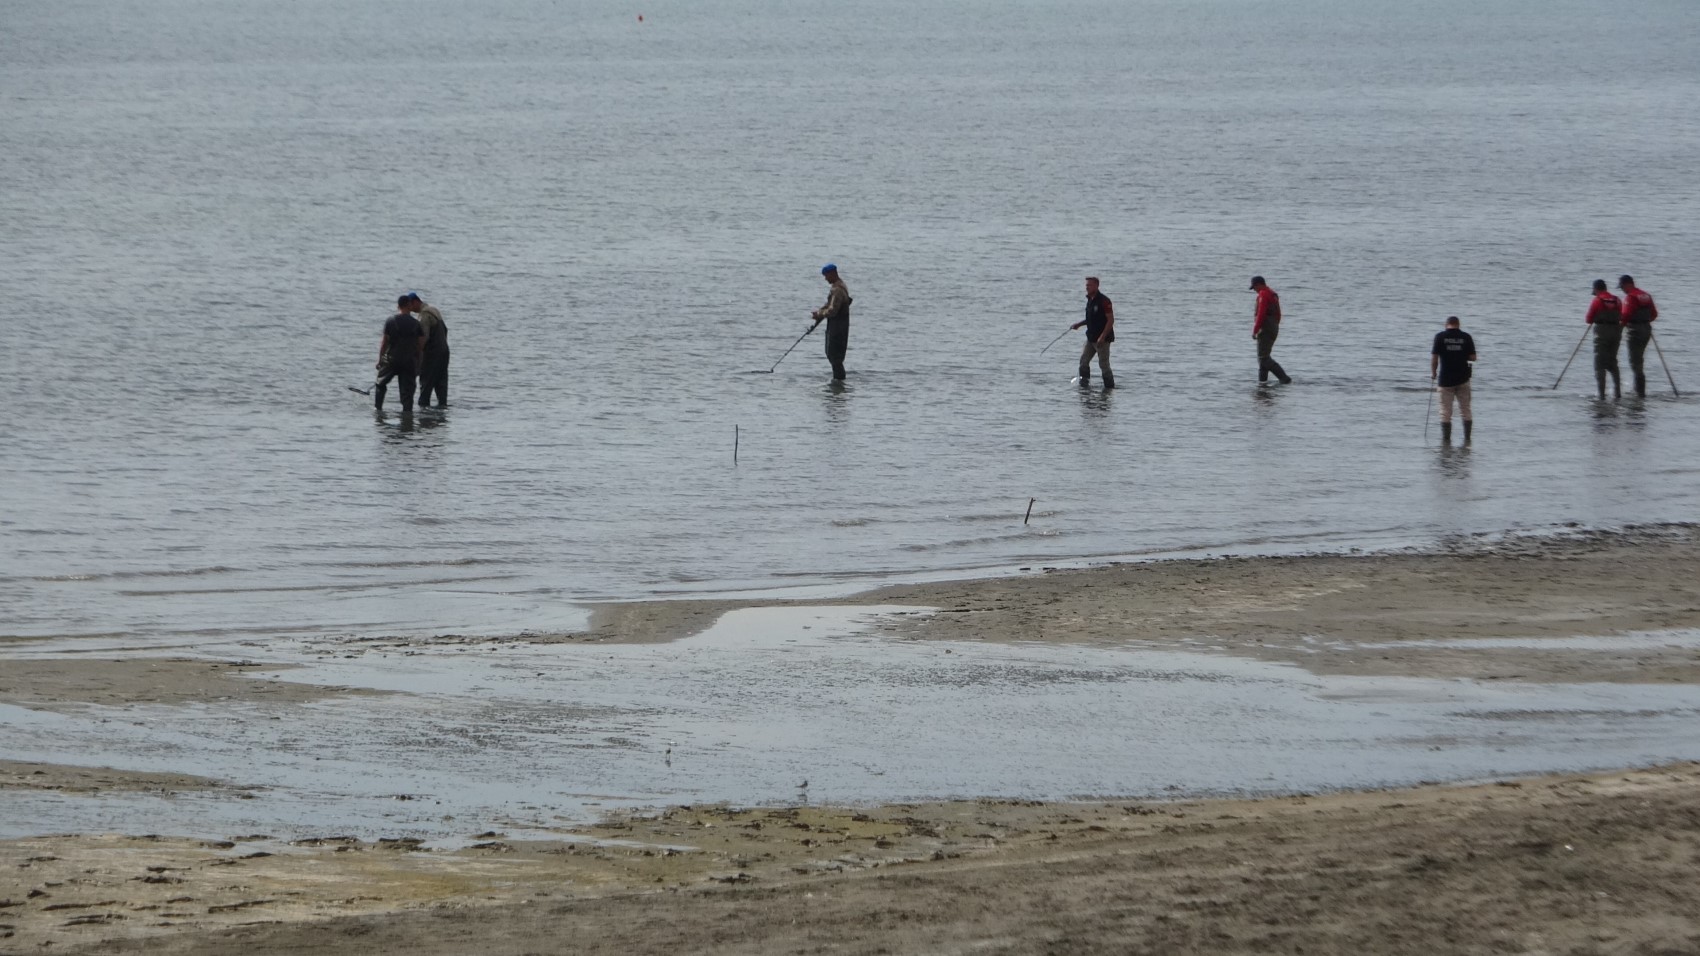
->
<box><xmin>1253</xmin><ymin>287</ymin><xmax>1281</xmax><ymax>336</ymax></box>
<box><xmin>1620</xmin><ymin>288</ymin><xmax>1657</xmax><ymax>325</ymax></box>
<box><xmin>1586</xmin><ymin>291</ymin><xmax>1621</xmax><ymax>324</ymax></box>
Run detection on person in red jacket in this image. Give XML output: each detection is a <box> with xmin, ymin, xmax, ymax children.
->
<box><xmin>1617</xmin><ymin>275</ymin><xmax>1658</xmax><ymax>397</ymax></box>
<box><xmin>1585</xmin><ymin>279</ymin><xmax>1623</xmax><ymax>400</ymax></box>
<box><xmin>1250</xmin><ymin>276</ymin><xmax>1290</xmax><ymax>384</ymax></box>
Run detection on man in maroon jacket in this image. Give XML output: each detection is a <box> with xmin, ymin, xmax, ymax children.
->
<box><xmin>1250</xmin><ymin>276</ymin><xmax>1291</xmax><ymax>385</ymax></box>
<box><xmin>1617</xmin><ymin>275</ymin><xmax>1658</xmax><ymax>398</ymax></box>
<box><xmin>1585</xmin><ymin>279</ymin><xmax>1623</xmax><ymax>400</ymax></box>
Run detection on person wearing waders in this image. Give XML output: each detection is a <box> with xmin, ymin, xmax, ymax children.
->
<box><xmin>1250</xmin><ymin>276</ymin><xmax>1291</xmax><ymax>384</ymax></box>
<box><xmin>1070</xmin><ymin>276</ymin><xmax>1114</xmax><ymax>388</ymax></box>
<box><xmin>1585</xmin><ymin>279</ymin><xmax>1623</xmax><ymax>400</ymax></box>
<box><xmin>375</xmin><ymin>295</ymin><xmax>425</xmax><ymax>412</ymax></box>
<box><xmin>809</xmin><ymin>264</ymin><xmax>851</xmax><ymax>380</ymax></box>
<box><xmin>408</xmin><ymin>293</ymin><xmax>450</xmax><ymax>408</ymax></box>
<box><xmin>1430</xmin><ymin>316</ymin><xmax>1476</xmax><ymax>444</ymax></box>
<box><xmin>1617</xmin><ymin>275</ymin><xmax>1658</xmax><ymax>398</ymax></box>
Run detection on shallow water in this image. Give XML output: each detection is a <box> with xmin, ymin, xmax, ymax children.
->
<box><xmin>3</xmin><ymin>0</ymin><xmax>1700</xmax><ymax>644</ymax></box>
<box><xmin>7</xmin><ymin>608</ymin><xmax>1700</xmax><ymax>841</ymax></box>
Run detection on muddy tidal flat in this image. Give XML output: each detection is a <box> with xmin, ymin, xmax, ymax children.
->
<box><xmin>7</xmin><ymin>526</ymin><xmax>1700</xmax><ymax>954</ymax></box>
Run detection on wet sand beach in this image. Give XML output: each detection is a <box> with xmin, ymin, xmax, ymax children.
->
<box><xmin>6</xmin><ymin>526</ymin><xmax>1700</xmax><ymax>954</ymax></box>
<box><xmin>582</xmin><ymin>524</ymin><xmax>1700</xmax><ymax>684</ymax></box>
<box><xmin>7</xmin><ymin>767</ymin><xmax>1700</xmax><ymax>955</ymax></box>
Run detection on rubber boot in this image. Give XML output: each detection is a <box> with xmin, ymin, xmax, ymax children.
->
<box><xmin>1463</xmin><ymin>421</ymin><xmax>1472</xmax><ymax>443</ymax></box>
<box><xmin>1440</xmin><ymin>422</ymin><xmax>1452</xmax><ymax>444</ymax></box>
<box><xmin>1611</xmin><ymin>370</ymin><xmax>1621</xmax><ymax>400</ymax></box>
<box><xmin>1102</xmin><ymin>370</ymin><xmax>1115</xmax><ymax>390</ymax></box>
<box><xmin>1635</xmin><ymin>373</ymin><xmax>1646</xmax><ymax>398</ymax></box>
<box><xmin>1596</xmin><ymin>370</ymin><xmax>1608</xmax><ymax>401</ymax></box>
<box><xmin>831</xmin><ymin>362</ymin><xmax>846</xmax><ymax>381</ymax></box>
<box><xmin>1078</xmin><ymin>365</ymin><xmax>1091</xmax><ymax>385</ymax></box>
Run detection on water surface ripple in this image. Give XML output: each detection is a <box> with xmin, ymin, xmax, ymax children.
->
<box><xmin>3</xmin><ymin>0</ymin><xmax>1698</xmax><ymax>643</ymax></box>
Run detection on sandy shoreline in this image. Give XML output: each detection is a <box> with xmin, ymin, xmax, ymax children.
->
<box><xmin>6</xmin><ymin>525</ymin><xmax>1700</xmax><ymax>953</ymax></box>
<box><xmin>7</xmin><ymin>765</ymin><xmax>1700</xmax><ymax>955</ymax></box>
<box><xmin>579</xmin><ymin>524</ymin><xmax>1700</xmax><ymax>684</ymax></box>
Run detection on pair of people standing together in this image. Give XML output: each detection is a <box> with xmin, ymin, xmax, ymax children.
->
<box><xmin>374</xmin><ymin>292</ymin><xmax>451</xmax><ymax>412</ymax></box>
<box><xmin>1585</xmin><ymin>275</ymin><xmax>1659</xmax><ymax>400</ymax></box>
<box><xmin>1066</xmin><ymin>275</ymin><xmax>1292</xmax><ymax>390</ymax></box>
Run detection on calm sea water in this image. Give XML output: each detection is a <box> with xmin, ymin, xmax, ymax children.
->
<box><xmin>3</xmin><ymin>0</ymin><xmax>1699</xmax><ymax>646</ymax></box>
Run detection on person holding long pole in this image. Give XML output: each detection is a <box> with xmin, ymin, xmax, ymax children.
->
<box><xmin>809</xmin><ymin>264</ymin><xmax>852</xmax><ymax>381</ymax></box>
<box><xmin>375</xmin><ymin>295</ymin><xmax>425</xmax><ymax>413</ymax></box>
<box><xmin>1430</xmin><ymin>316</ymin><xmax>1476</xmax><ymax>444</ymax></box>
<box><xmin>1618</xmin><ymin>274</ymin><xmax>1658</xmax><ymax>398</ymax></box>
<box><xmin>1071</xmin><ymin>276</ymin><xmax>1115</xmax><ymax>389</ymax></box>
<box><xmin>1585</xmin><ymin>279</ymin><xmax>1624</xmax><ymax>400</ymax></box>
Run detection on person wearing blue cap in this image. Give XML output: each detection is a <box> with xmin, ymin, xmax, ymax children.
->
<box><xmin>809</xmin><ymin>264</ymin><xmax>852</xmax><ymax>380</ymax></box>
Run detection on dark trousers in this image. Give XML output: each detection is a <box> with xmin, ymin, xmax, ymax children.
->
<box><xmin>1078</xmin><ymin>341</ymin><xmax>1114</xmax><ymax>387</ymax></box>
<box><xmin>824</xmin><ymin>319</ymin><xmax>848</xmax><ymax>380</ymax></box>
<box><xmin>1626</xmin><ymin>323</ymin><xmax>1651</xmax><ymax>395</ymax></box>
<box><xmin>416</xmin><ymin>350</ymin><xmax>450</xmax><ymax>407</ymax></box>
<box><xmin>375</xmin><ymin>365</ymin><xmax>417</xmax><ymax>411</ymax></box>
<box><xmin>1592</xmin><ymin>324</ymin><xmax>1622</xmax><ymax>396</ymax></box>
<box><xmin>1257</xmin><ymin>326</ymin><xmax>1289</xmax><ymax>383</ymax></box>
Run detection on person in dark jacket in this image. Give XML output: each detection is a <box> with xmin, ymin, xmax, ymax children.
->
<box><xmin>809</xmin><ymin>264</ymin><xmax>852</xmax><ymax>380</ymax></box>
<box><xmin>1617</xmin><ymin>275</ymin><xmax>1658</xmax><ymax>398</ymax></box>
<box><xmin>1250</xmin><ymin>276</ymin><xmax>1291</xmax><ymax>385</ymax></box>
<box><xmin>1430</xmin><ymin>316</ymin><xmax>1477</xmax><ymax>444</ymax></box>
<box><xmin>408</xmin><ymin>293</ymin><xmax>450</xmax><ymax>408</ymax></box>
<box><xmin>375</xmin><ymin>295</ymin><xmax>424</xmax><ymax>412</ymax></box>
<box><xmin>1070</xmin><ymin>277</ymin><xmax>1115</xmax><ymax>389</ymax></box>
<box><xmin>1584</xmin><ymin>279</ymin><xmax>1623</xmax><ymax>400</ymax></box>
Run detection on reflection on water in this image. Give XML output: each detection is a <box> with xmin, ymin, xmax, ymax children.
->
<box><xmin>1075</xmin><ymin>383</ymin><xmax>1113</xmax><ymax>419</ymax></box>
<box><xmin>1434</xmin><ymin>443</ymin><xmax>1472</xmax><ymax>481</ymax></box>
<box><xmin>374</xmin><ymin>409</ymin><xmax>416</xmax><ymax>439</ymax></box>
<box><xmin>823</xmin><ymin>379</ymin><xmax>850</xmax><ymax>424</ymax></box>
<box><xmin>1590</xmin><ymin>398</ymin><xmax>1650</xmax><ymax>432</ymax></box>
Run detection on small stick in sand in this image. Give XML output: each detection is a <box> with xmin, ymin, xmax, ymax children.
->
<box><xmin>1024</xmin><ymin>498</ymin><xmax>1036</xmax><ymax>525</ymax></box>
<box><xmin>734</xmin><ymin>425</ymin><xmax>739</xmax><ymax>464</ymax></box>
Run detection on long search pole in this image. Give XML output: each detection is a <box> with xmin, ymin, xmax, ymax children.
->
<box><xmin>1040</xmin><ymin>327</ymin><xmax>1073</xmax><ymax>355</ymax></box>
<box><xmin>1423</xmin><ymin>376</ymin><xmax>1435</xmax><ymax>440</ymax></box>
<box><xmin>1551</xmin><ymin>327</ymin><xmax>1590</xmax><ymax>390</ymax></box>
<box><xmin>764</xmin><ymin>323</ymin><xmax>818</xmax><ymax>373</ymax></box>
<box><xmin>1650</xmin><ymin>330</ymin><xmax>1681</xmax><ymax>397</ymax></box>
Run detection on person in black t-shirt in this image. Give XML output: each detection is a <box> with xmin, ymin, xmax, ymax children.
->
<box><xmin>375</xmin><ymin>295</ymin><xmax>425</xmax><ymax>412</ymax></box>
<box><xmin>1429</xmin><ymin>316</ymin><xmax>1477</xmax><ymax>444</ymax></box>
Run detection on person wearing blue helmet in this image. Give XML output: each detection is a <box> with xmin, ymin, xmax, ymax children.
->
<box><xmin>809</xmin><ymin>264</ymin><xmax>852</xmax><ymax>380</ymax></box>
